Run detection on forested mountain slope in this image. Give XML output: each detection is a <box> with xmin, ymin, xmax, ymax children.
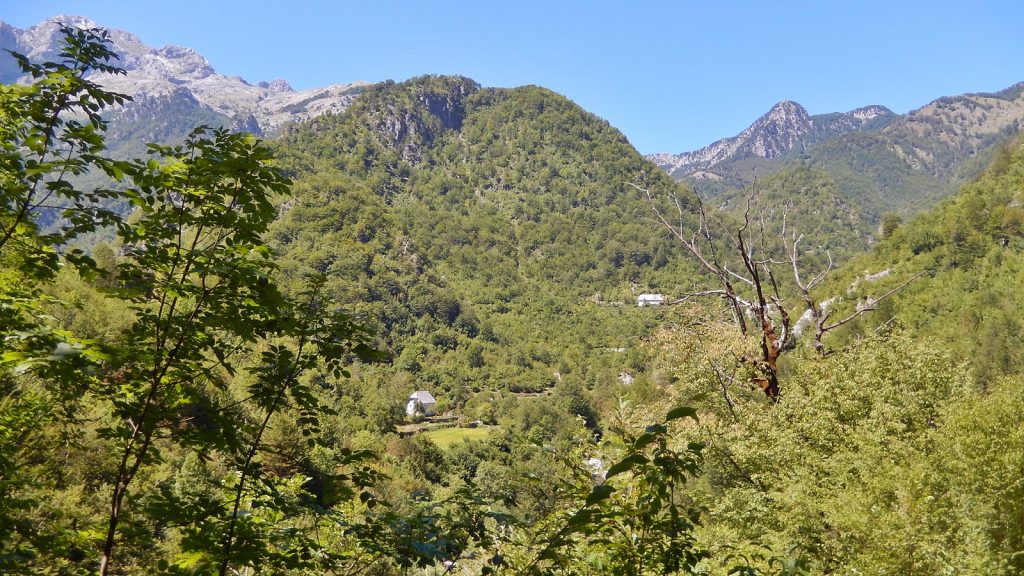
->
<box><xmin>269</xmin><ymin>75</ymin><xmax>703</xmax><ymax>400</ymax></box>
<box><xmin>656</xmin><ymin>134</ymin><xmax>1024</xmax><ymax>575</ymax></box>
<box><xmin>833</xmin><ymin>134</ymin><xmax>1024</xmax><ymax>381</ymax></box>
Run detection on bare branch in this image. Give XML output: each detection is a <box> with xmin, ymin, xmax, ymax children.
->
<box><xmin>806</xmin><ymin>250</ymin><xmax>833</xmax><ymax>291</ymax></box>
<box><xmin>822</xmin><ymin>270</ymin><xmax>926</xmax><ymax>333</ymax></box>
<box><xmin>722</xmin><ymin>264</ymin><xmax>755</xmax><ymax>286</ymax></box>
<box><xmin>668</xmin><ymin>289</ymin><xmax>731</xmax><ymax>304</ymax></box>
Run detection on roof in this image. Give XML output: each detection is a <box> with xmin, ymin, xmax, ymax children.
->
<box><xmin>408</xmin><ymin>390</ymin><xmax>436</xmax><ymax>404</ymax></box>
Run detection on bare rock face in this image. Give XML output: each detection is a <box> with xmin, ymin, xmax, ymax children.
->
<box><xmin>264</xmin><ymin>78</ymin><xmax>293</xmax><ymax>93</ymax></box>
<box><xmin>745</xmin><ymin>100</ymin><xmax>814</xmax><ymax>159</ymax></box>
<box><xmin>145</xmin><ymin>45</ymin><xmax>215</xmax><ymax>80</ymax></box>
<box><xmin>417</xmin><ymin>79</ymin><xmax>477</xmax><ymax>132</ymax></box>
<box><xmin>0</xmin><ymin>21</ymin><xmax>21</xmax><ymax>81</ymax></box>
<box><xmin>0</xmin><ymin>14</ymin><xmax>367</xmax><ymax>135</ymax></box>
<box><xmin>357</xmin><ymin>76</ymin><xmax>480</xmax><ymax>164</ymax></box>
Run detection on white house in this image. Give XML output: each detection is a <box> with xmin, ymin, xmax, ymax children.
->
<box><xmin>637</xmin><ymin>293</ymin><xmax>665</xmax><ymax>307</ymax></box>
<box><xmin>406</xmin><ymin>390</ymin><xmax>437</xmax><ymax>417</ymax></box>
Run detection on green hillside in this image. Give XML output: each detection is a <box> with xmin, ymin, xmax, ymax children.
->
<box><xmin>5</xmin><ymin>29</ymin><xmax>1024</xmax><ymax>576</ymax></box>
<box><xmin>713</xmin><ymin>165</ymin><xmax>873</xmax><ymax>258</ymax></box>
<box><xmin>660</xmin><ymin>133</ymin><xmax>1024</xmax><ymax>575</ymax></box>
<box><xmin>832</xmin><ymin>134</ymin><xmax>1024</xmax><ymax>381</ymax></box>
<box><xmin>270</xmin><ymin>75</ymin><xmax>702</xmax><ymax>399</ymax></box>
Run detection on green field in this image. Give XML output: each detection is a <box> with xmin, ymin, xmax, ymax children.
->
<box><xmin>421</xmin><ymin>426</ymin><xmax>496</xmax><ymax>449</ymax></box>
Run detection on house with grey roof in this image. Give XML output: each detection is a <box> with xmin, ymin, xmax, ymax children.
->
<box><xmin>406</xmin><ymin>390</ymin><xmax>437</xmax><ymax>417</ymax></box>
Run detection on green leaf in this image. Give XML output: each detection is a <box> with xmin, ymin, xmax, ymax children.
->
<box><xmin>634</xmin><ymin>432</ymin><xmax>658</xmax><ymax>449</ymax></box>
<box><xmin>605</xmin><ymin>453</ymin><xmax>648</xmax><ymax>479</ymax></box>
<box><xmin>565</xmin><ymin>508</ymin><xmax>600</xmax><ymax>530</ymax></box>
<box><xmin>585</xmin><ymin>484</ymin><xmax>615</xmax><ymax>506</ymax></box>
<box><xmin>665</xmin><ymin>405</ymin><xmax>698</xmax><ymax>422</ymax></box>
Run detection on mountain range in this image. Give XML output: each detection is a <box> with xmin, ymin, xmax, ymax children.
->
<box><xmin>649</xmin><ymin>83</ymin><xmax>1024</xmax><ymax>221</ymax></box>
<box><xmin>4</xmin><ymin>14</ymin><xmax>1022</xmax><ymax>231</ymax></box>
<box><xmin>0</xmin><ymin>15</ymin><xmax>367</xmax><ymax>139</ymax></box>
<box><xmin>648</xmin><ymin>101</ymin><xmax>896</xmax><ymax>178</ymax></box>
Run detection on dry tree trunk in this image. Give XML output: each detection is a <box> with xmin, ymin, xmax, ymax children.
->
<box><xmin>633</xmin><ymin>181</ymin><xmax>919</xmax><ymax>401</ymax></box>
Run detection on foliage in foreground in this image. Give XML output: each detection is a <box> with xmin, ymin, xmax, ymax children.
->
<box><xmin>654</xmin><ymin>312</ymin><xmax>1024</xmax><ymax>575</ymax></box>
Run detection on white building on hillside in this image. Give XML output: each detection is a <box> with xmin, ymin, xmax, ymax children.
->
<box><xmin>637</xmin><ymin>293</ymin><xmax>665</xmax><ymax>307</ymax></box>
<box><xmin>406</xmin><ymin>390</ymin><xmax>437</xmax><ymax>417</ymax></box>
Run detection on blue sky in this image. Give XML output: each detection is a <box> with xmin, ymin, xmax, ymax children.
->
<box><xmin>5</xmin><ymin>1</ymin><xmax>1023</xmax><ymax>154</ymax></box>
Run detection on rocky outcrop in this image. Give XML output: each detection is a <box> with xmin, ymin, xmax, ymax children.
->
<box><xmin>359</xmin><ymin>76</ymin><xmax>480</xmax><ymax>164</ymax></box>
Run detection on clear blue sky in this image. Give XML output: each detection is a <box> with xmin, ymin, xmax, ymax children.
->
<box><xmin>5</xmin><ymin>1</ymin><xmax>1023</xmax><ymax>154</ymax></box>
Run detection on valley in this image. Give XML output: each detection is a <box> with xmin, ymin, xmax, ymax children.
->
<box><xmin>1</xmin><ymin>14</ymin><xmax>1023</xmax><ymax>576</ymax></box>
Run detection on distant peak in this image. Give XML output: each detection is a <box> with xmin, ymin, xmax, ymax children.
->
<box><xmin>764</xmin><ymin>100</ymin><xmax>810</xmax><ymax>119</ymax></box>
<box><xmin>849</xmin><ymin>104</ymin><xmax>894</xmax><ymax>121</ymax></box>
<box><xmin>0</xmin><ymin>15</ymin><xmax>370</xmax><ymax>134</ymax></box>
<box><xmin>155</xmin><ymin>44</ymin><xmax>203</xmax><ymax>59</ymax></box>
<box><xmin>49</xmin><ymin>15</ymin><xmax>98</xmax><ymax>29</ymax></box>
<box><xmin>266</xmin><ymin>78</ymin><xmax>293</xmax><ymax>93</ymax></box>
<box><xmin>151</xmin><ymin>44</ymin><xmax>214</xmax><ymax>78</ymax></box>
<box><xmin>853</xmin><ymin>104</ymin><xmax>892</xmax><ymax>113</ymax></box>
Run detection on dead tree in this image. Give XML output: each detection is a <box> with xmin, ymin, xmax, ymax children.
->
<box><xmin>632</xmin><ymin>183</ymin><xmax>917</xmax><ymax>401</ymax></box>
<box><xmin>631</xmin><ymin>183</ymin><xmax>792</xmax><ymax>399</ymax></box>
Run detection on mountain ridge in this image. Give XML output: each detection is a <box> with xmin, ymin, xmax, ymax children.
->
<box><xmin>648</xmin><ymin>100</ymin><xmax>896</xmax><ymax>178</ymax></box>
<box><xmin>649</xmin><ymin>84</ymin><xmax>1024</xmax><ymax>195</ymax></box>
<box><xmin>0</xmin><ymin>15</ymin><xmax>367</xmax><ymax>135</ymax></box>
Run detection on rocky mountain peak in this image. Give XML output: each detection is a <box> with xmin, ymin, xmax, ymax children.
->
<box><xmin>647</xmin><ymin>99</ymin><xmax>818</xmax><ymax>177</ymax></box>
<box><xmin>850</xmin><ymin>105</ymin><xmax>892</xmax><ymax>122</ymax></box>
<box><xmin>747</xmin><ymin>100</ymin><xmax>814</xmax><ymax>158</ymax></box>
<box><xmin>648</xmin><ymin>82</ymin><xmax>1023</xmax><ymax>226</ymax></box>
<box><xmin>0</xmin><ymin>16</ymin><xmax>368</xmax><ymax>135</ymax></box>
<box><xmin>10</xmin><ymin>15</ymin><xmax>96</xmax><ymax>64</ymax></box>
<box><xmin>261</xmin><ymin>78</ymin><xmax>293</xmax><ymax>93</ymax></box>
<box><xmin>764</xmin><ymin>100</ymin><xmax>811</xmax><ymax>124</ymax></box>
<box><xmin>51</xmin><ymin>14</ymin><xmax>99</xmax><ymax>29</ymax></box>
<box><xmin>146</xmin><ymin>45</ymin><xmax>215</xmax><ymax>80</ymax></box>
<box><xmin>648</xmin><ymin>100</ymin><xmax>898</xmax><ymax>179</ymax></box>
<box><xmin>0</xmin><ymin>15</ymin><xmax>367</xmax><ymax>135</ymax></box>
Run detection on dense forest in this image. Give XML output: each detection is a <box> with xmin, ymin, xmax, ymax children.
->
<box><xmin>2</xmin><ymin>26</ymin><xmax>1024</xmax><ymax>575</ymax></box>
